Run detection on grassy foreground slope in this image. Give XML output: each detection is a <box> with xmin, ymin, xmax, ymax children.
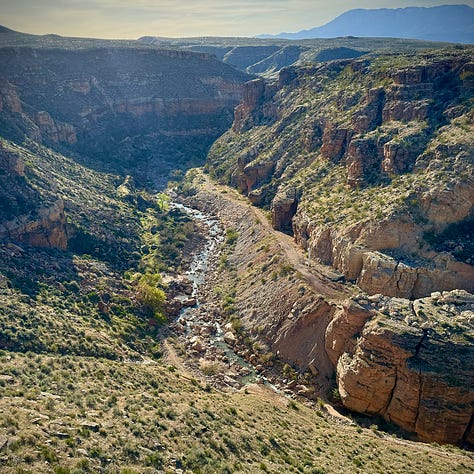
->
<box><xmin>1</xmin><ymin>350</ymin><xmax>474</xmax><ymax>474</ymax></box>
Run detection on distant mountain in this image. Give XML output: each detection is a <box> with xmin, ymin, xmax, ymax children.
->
<box><xmin>260</xmin><ymin>5</ymin><xmax>474</xmax><ymax>44</ymax></box>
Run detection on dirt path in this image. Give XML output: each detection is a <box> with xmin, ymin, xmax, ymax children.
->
<box><xmin>199</xmin><ymin>171</ymin><xmax>352</xmax><ymax>302</ymax></box>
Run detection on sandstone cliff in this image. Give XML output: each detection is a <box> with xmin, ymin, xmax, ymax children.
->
<box><xmin>204</xmin><ymin>47</ymin><xmax>474</xmax><ymax>444</ymax></box>
<box><xmin>327</xmin><ymin>290</ymin><xmax>474</xmax><ymax>445</ymax></box>
<box><xmin>207</xmin><ymin>48</ymin><xmax>474</xmax><ymax>298</ymax></box>
<box><xmin>0</xmin><ymin>142</ymin><xmax>67</xmax><ymax>249</ymax></box>
<box><xmin>0</xmin><ymin>199</ymin><xmax>67</xmax><ymax>249</ymax></box>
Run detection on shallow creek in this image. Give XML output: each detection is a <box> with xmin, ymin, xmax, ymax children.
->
<box><xmin>170</xmin><ymin>202</ymin><xmax>265</xmax><ymax>387</ymax></box>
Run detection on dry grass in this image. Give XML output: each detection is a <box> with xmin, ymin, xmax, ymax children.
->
<box><xmin>1</xmin><ymin>351</ymin><xmax>473</xmax><ymax>474</ymax></box>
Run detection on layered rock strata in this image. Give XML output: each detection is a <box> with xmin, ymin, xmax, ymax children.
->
<box><xmin>184</xmin><ymin>172</ymin><xmax>474</xmax><ymax>446</ymax></box>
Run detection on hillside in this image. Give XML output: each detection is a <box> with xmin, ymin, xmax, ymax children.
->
<box><xmin>204</xmin><ymin>45</ymin><xmax>474</xmax><ymax>444</ymax></box>
<box><xmin>261</xmin><ymin>5</ymin><xmax>474</xmax><ymax>44</ymax></box>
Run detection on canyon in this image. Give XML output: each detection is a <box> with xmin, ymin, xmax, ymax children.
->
<box><xmin>0</xmin><ymin>25</ymin><xmax>473</xmax><ymax>472</ymax></box>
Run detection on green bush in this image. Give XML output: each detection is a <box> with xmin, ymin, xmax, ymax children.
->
<box><xmin>225</xmin><ymin>228</ymin><xmax>239</xmax><ymax>246</ymax></box>
<box><xmin>136</xmin><ymin>273</ymin><xmax>166</xmax><ymax>319</ymax></box>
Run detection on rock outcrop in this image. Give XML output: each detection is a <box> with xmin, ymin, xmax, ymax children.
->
<box><xmin>0</xmin><ymin>142</ymin><xmax>68</xmax><ymax>250</ymax></box>
<box><xmin>293</xmin><ymin>215</ymin><xmax>474</xmax><ymax>299</ymax></box>
<box><xmin>233</xmin><ymin>78</ymin><xmax>276</xmax><ymax>133</ymax></box>
<box><xmin>271</xmin><ymin>188</ymin><xmax>299</xmax><ymax>232</ymax></box>
<box><xmin>320</xmin><ymin>125</ymin><xmax>352</xmax><ymax>163</ymax></box>
<box><xmin>328</xmin><ymin>291</ymin><xmax>474</xmax><ymax>445</ymax></box>
<box><xmin>0</xmin><ymin>199</ymin><xmax>67</xmax><ymax>249</ymax></box>
<box><xmin>35</xmin><ymin>111</ymin><xmax>77</xmax><ymax>145</ymax></box>
<box><xmin>0</xmin><ymin>143</ymin><xmax>24</xmax><ymax>176</ymax></box>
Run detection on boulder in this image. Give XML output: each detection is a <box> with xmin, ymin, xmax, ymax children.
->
<box><xmin>271</xmin><ymin>188</ymin><xmax>299</xmax><ymax>232</ymax></box>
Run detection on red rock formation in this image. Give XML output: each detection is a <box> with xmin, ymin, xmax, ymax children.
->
<box><xmin>332</xmin><ymin>292</ymin><xmax>474</xmax><ymax>445</ymax></box>
<box><xmin>345</xmin><ymin>137</ymin><xmax>379</xmax><ymax>188</ymax></box>
<box><xmin>233</xmin><ymin>78</ymin><xmax>266</xmax><ymax>133</ymax></box>
<box><xmin>241</xmin><ymin>161</ymin><xmax>274</xmax><ymax>193</ymax></box>
<box><xmin>320</xmin><ymin>124</ymin><xmax>352</xmax><ymax>163</ymax></box>
<box><xmin>274</xmin><ymin>296</ymin><xmax>335</xmax><ymax>377</ymax></box>
<box><xmin>36</xmin><ymin>111</ymin><xmax>77</xmax><ymax>145</ymax></box>
<box><xmin>271</xmin><ymin>188</ymin><xmax>299</xmax><ymax>232</ymax></box>
<box><xmin>419</xmin><ymin>179</ymin><xmax>474</xmax><ymax>225</ymax></box>
<box><xmin>352</xmin><ymin>87</ymin><xmax>385</xmax><ymax>134</ymax></box>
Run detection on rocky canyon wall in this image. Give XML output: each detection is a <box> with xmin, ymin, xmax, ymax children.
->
<box><xmin>0</xmin><ymin>44</ymin><xmax>251</xmax><ymax>181</ymax></box>
<box><xmin>204</xmin><ymin>48</ymin><xmax>474</xmax><ymax>445</ymax></box>
<box><xmin>0</xmin><ymin>37</ymin><xmax>250</xmax><ymax>249</ymax></box>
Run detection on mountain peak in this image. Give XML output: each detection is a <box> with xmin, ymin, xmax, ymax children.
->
<box><xmin>259</xmin><ymin>5</ymin><xmax>474</xmax><ymax>44</ymax></box>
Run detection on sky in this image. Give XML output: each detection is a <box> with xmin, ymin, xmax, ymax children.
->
<box><xmin>1</xmin><ymin>0</ymin><xmax>473</xmax><ymax>39</ymax></box>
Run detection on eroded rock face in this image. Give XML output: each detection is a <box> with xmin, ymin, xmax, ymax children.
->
<box><xmin>420</xmin><ymin>179</ymin><xmax>474</xmax><ymax>225</ymax></box>
<box><xmin>271</xmin><ymin>188</ymin><xmax>299</xmax><ymax>232</ymax></box>
<box><xmin>274</xmin><ymin>296</ymin><xmax>335</xmax><ymax>374</ymax></box>
<box><xmin>0</xmin><ymin>199</ymin><xmax>67</xmax><ymax>249</ymax></box>
<box><xmin>294</xmin><ymin>213</ymin><xmax>474</xmax><ymax>298</ymax></box>
<box><xmin>332</xmin><ymin>291</ymin><xmax>474</xmax><ymax>445</ymax></box>
<box><xmin>0</xmin><ymin>79</ymin><xmax>22</xmax><ymax>113</ymax></box>
<box><xmin>345</xmin><ymin>137</ymin><xmax>380</xmax><ymax>188</ymax></box>
<box><xmin>233</xmin><ymin>78</ymin><xmax>278</xmax><ymax>133</ymax></box>
<box><xmin>0</xmin><ymin>46</ymin><xmax>251</xmax><ymax>178</ymax></box>
<box><xmin>320</xmin><ymin>125</ymin><xmax>352</xmax><ymax>163</ymax></box>
<box><xmin>36</xmin><ymin>111</ymin><xmax>77</xmax><ymax>145</ymax></box>
<box><xmin>352</xmin><ymin>87</ymin><xmax>385</xmax><ymax>134</ymax></box>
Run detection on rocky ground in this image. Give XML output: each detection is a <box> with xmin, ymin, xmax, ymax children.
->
<box><xmin>172</xmin><ymin>169</ymin><xmax>474</xmax><ymax>447</ymax></box>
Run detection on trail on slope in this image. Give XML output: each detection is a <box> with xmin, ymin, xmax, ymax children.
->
<box><xmin>199</xmin><ymin>171</ymin><xmax>352</xmax><ymax>302</ymax></box>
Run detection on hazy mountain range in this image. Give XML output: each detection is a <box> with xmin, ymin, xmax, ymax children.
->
<box><xmin>259</xmin><ymin>5</ymin><xmax>474</xmax><ymax>44</ymax></box>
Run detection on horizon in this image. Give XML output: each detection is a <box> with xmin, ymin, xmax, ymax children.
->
<box><xmin>1</xmin><ymin>1</ymin><xmax>472</xmax><ymax>40</ymax></box>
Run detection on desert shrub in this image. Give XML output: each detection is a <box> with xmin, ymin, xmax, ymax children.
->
<box><xmin>225</xmin><ymin>228</ymin><xmax>239</xmax><ymax>245</ymax></box>
<box><xmin>136</xmin><ymin>273</ymin><xmax>166</xmax><ymax>319</ymax></box>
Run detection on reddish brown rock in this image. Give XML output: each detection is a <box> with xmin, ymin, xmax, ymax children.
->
<box><xmin>233</xmin><ymin>78</ymin><xmax>266</xmax><ymax>133</ymax></box>
<box><xmin>271</xmin><ymin>188</ymin><xmax>299</xmax><ymax>232</ymax></box>
<box><xmin>382</xmin><ymin>100</ymin><xmax>430</xmax><ymax>122</ymax></box>
<box><xmin>419</xmin><ymin>179</ymin><xmax>474</xmax><ymax>225</ymax></box>
<box><xmin>352</xmin><ymin>87</ymin><xmax>385</xmax><ymax>134</ymax></box>
<box><xmin>241</xmin><ymin>161</ymin><xmax>274</xmax><ymax>193</ymax></box>
<box><xmin>36</xmin><ymin>111</ymin><xmax>77</xmax><ymax>145</ymax></box>
<box><xmin>333</xmin><ymin>292</ymin><xmax>474</xmax><ymax>445</ymax></box>
<box><xmin>274</xmin><ymin>296</ymin><xmax>335</xmax><ymax>378</ymax></box>
<box><xmin>325</xmin><ymin>299</ymin><xmax>374</xmax><ymax>366</ymax></box>
<box><xmin>390</xmin><ymin>62</ymin><xmax>454</xmax><ymax>85</ymax></box>
<box><xmin>345</xmin><ymin>137</ymin><xmax>380</xmax><ymax>188</ymax></box>
<box><xmin>320</xmin><ymin>124</ymin><xmax>352</xmax><ymax>163</ymax></box>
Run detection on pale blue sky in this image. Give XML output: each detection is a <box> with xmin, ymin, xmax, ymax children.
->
<box><xmin>1</xmin><ymin>0</ymin><xmax>473</xmax><ymax>38</ymax></box>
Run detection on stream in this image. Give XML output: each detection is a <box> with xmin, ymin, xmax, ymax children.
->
<box><xmin>169</xmin><ymin>202</ymin><xmax>265</xmax><ymax>388</ymax></box>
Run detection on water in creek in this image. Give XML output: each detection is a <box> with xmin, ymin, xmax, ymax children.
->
<box><xmin>171</xmin><ymin>202</ymin><xmax>264</xmax><ymax>386</ymax></box>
